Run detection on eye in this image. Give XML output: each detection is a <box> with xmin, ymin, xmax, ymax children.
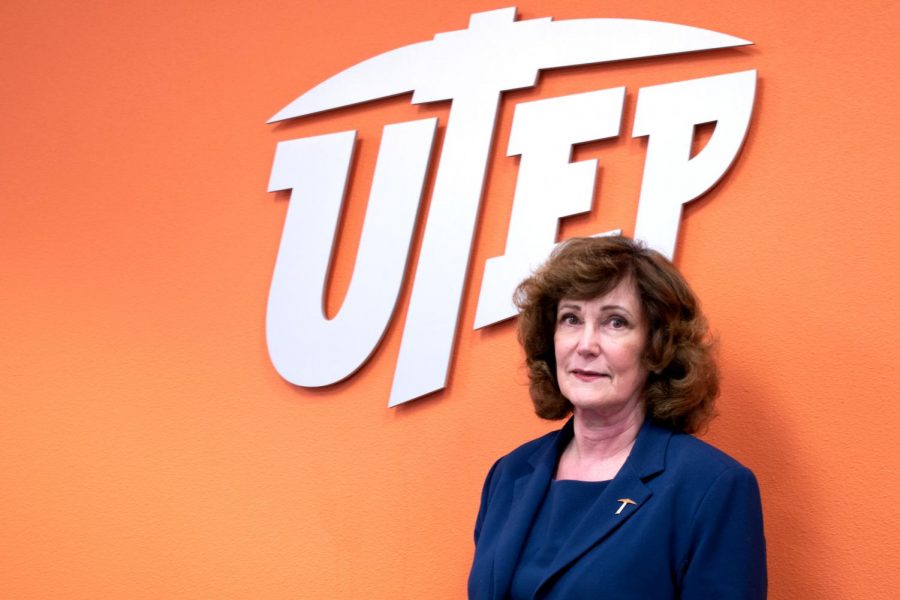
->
<box><xmin>558</xmin><ymin>312</ymin><xmax>581</xmax><ymax>326</ymax></box>
<box><xmin>607</xmin><ymin>316</ymin><xmax>628</xmax><ymax>329</ymax></box>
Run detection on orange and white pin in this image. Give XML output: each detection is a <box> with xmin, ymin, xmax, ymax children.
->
<box><xmin>615</xmin><ymin>498</ymin><xmax>637</xmax><ymax>515</ymax></box>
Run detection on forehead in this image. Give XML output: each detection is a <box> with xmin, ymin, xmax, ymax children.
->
<box><xmin>558</xmin><ymin>278</ymin><xmax>643</xmax><ymax>312</ymax></box>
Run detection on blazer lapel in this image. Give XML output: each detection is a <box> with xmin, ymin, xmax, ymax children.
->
<box><xmin>534</xmin><ymin>420</ymin><xmax>671</xmax><ymax>596</ymax></box>
<box><xmin>491</xmin><ymin>423</ymin><xmax>572</xmax><ymax>599</ymax></box>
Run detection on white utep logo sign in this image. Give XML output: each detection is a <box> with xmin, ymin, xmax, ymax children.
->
<box><xmin>266</xmin><ymin>8</ymin><xmax>756</xmax><ymax>407</ymax></box>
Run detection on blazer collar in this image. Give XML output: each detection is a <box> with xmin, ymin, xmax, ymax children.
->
<box><xmin>526</xmin><ymin>417</ymin><xmax>670</xmax><ymax>477</ymax></box>
<box><xmin>495</xmin><ymin>417</ymin><xmax>673</xmax><ymax>599</ymax></box>
<box><xmin>526</xmin><ymin>416</ymin><xmax>670</xmax><ymax>480</ymax></box>
<box><xmin>618</xmin><ymin>417</ymin><xmax>670</xmax><ymax>479</ymax></box>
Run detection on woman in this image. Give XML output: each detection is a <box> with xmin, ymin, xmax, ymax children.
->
<box><xmin>468</xmin><ymin>236</ymin><xmax>766</xmax><ymax>599</ymax></box>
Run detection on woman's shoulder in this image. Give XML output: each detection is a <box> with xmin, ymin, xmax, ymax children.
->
<box><xmin>486</xmin><ymin>423</ymin><xmax>569</xmax><ymax>479</ymax></box>
<box><xmin>664</xmin><ymin>428</ymin><xmax>758</xmax><ymax>483</ymax></box>
<box><xmin>499</xmin><ymin>427</ymin><xmax>562</xmax><ymax>464</ymax></box>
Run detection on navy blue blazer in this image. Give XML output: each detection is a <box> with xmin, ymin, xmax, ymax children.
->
<box><xmin>468</xmin><ymin>418</ymin><xmax>766</xmax><ymax>599</ymax></box>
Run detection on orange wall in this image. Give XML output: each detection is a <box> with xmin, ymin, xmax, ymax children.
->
<box><xmin>2</xmin><ymin>1</ymin><xmax>899</xmax><ymax>598</ymax></box>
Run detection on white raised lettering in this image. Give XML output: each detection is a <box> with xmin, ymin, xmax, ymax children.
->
<box><xmin>266</xmin><ymin>119</ymin><xmax>436</xmax><ymax>387</ymax></box>
<box><xmin>632</xmin><ymin>70</ymin><xmax>757</xmax><ymax>258</ymax></box>
<box><xmin>266</xmin><ymin>9</ymin><xmax>755</xmax><ymax>406</ymax></box>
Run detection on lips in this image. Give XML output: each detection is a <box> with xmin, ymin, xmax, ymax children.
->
<box><xmin>571</xmin><ymin>369</ymin><xmax>609</xmax><ymax>381</ymax></box>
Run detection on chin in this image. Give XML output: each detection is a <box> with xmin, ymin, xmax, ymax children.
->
<box><xmin>569</xmin><ymin>396</ymin><xmax>619</xmax><ymax>412</ymax></box>
<box><xmin>567</xmin><ymin>392</ymin><xmax>642</xmax><ymax>418</ymax></box>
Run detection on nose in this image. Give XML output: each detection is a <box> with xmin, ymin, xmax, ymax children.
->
<box><xmin>576</xmin><ymin>323</ymin><xmax>600</xmax><ymax>357</ymax></box>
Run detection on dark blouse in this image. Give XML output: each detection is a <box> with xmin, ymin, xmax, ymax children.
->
<box><xmin>509</xmin><ymin>479</ymin><xmax>611</xmax><ymax>600</ymax></box>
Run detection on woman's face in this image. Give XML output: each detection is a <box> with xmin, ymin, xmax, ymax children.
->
<box><xmin>554</xmin><ymin>279</ymin><xmax>649</xmax><ymax>418</ymax></box>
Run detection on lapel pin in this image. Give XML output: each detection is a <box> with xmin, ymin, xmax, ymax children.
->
<box><xmin>615</xmin><ymin>498</ymin><xmax>637</xmax><ymax>515</ymax></box>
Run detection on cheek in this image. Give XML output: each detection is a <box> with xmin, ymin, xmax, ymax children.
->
<box><xmin>553</xmin><ymin>331</ymin><xmax>571</xmax><ymax>362</ymax></box>
<box><xmin>615</xmin><ymin>340</ymin><xmax>648</xmax><ymax>373</ymax></box>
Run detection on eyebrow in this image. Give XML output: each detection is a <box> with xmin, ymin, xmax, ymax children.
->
<box><xmin>557</xmin><ymin>303</ymin><xmax>635</xmax><ymax>317</ymax></box>
<box><xmin>558</xmin><ymin>303</ymin><xmax>582</xmax><ymax>312</ymax></box>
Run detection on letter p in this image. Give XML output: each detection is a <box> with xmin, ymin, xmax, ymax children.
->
<box><xmin>632</xmin><ymin>70</ymin><xmax>757</xmax><ymax>258</ymax></box>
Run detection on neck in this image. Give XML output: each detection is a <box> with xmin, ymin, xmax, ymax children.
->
<box><xmin>556</xmin><ymin>402</ymin><xmax>645</xmax><ymax>481</ymax></box>
<box><xmin>572</xmin><ymin>402</ymin><xmax>646</xmax><ymax>460</ymax></box>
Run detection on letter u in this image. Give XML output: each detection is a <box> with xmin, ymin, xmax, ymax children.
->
<box><xmin>266</xmin><ymin>119</ymin><xmax>437</xmax><ymax>387</ymax></box>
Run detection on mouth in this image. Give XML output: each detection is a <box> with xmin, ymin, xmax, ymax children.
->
<box><xmin>571</xmin><ymin>369</ymin><xmax>610</xmax><ymax>382</ymax></box>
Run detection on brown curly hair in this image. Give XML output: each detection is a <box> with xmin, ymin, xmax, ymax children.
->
<box><xmin>513</xmin><ymin>236</ymin><xmax>718</xmax><ymax>433</ymax></box>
